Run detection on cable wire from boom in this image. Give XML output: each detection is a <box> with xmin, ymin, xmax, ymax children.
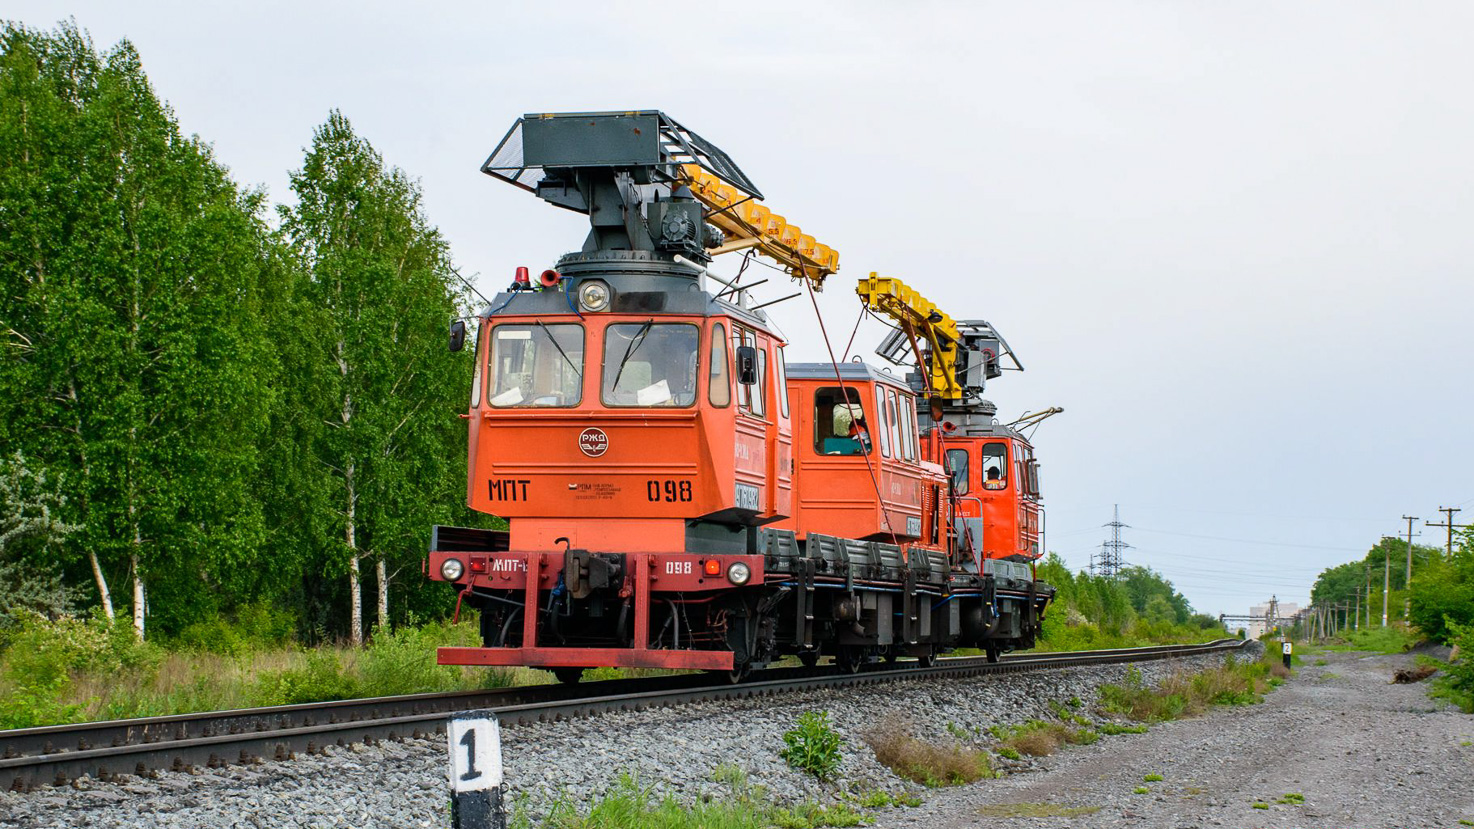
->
<box><xmin>800</xmin><ymin>264</ymin><xmax>900</xmax><ymax>548</ymax></box>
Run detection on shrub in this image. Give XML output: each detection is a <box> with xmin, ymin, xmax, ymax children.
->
<box><xmin>1432</xmin><ymin>618</ymin><xmax>1474</xmax><ymax>713</ymax></box>
<box><xmin>864</xmin><ymin>718</ymin><xmax>994</xmax><ymax>787</ymax></box>
<box><xmin>992</xmin><ymin>719</ymin><xmax>1096</xmax><ymax>758</ymax></box>
<box><xmin>780</xmin><ymin>711</ymin><xmax>844</xmax><ymax>781</ymax></box>
<box><xmin>174</xmin><ymin>600</ymin><xmax>296</xmax><ymax>657</ymax></box>
<box><xmin>1409</xmin><ymin>550</ymin><xmax>1474</xmax><ymax>643</ymax></box>
<box><xmin>1098</xmin><ymin>655</ymin><xmax>1279</xmax><ymax>722</ymax></box>
<box><xmin>254</xmin><ymin>651</ymin><xmax>359</xmax><ymax>705</ymax></box>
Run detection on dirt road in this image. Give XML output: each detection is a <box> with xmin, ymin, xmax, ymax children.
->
<box><xmin>889</xmin><ymin>649</ymin><xmax>1473</xmax><ymax>829</ymax></box>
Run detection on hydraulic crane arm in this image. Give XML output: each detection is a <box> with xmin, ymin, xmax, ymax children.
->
<box><xmin>856</xmin><ymin>273</ymin><xmax>964</xmax><ymax>402</ymax></box>
<box><xmin>681</xmin><ymin>165</ymin><xmax>840</xmax><ymax>288</ymax></box>
<box><xmin>480</xmin><ymin>110</ymin><xmax>838</xmax><ymax>289</ymax></box>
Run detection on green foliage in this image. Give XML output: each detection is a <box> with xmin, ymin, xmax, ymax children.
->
<box><xmin>174</xmin><ymin>600</ymin><xmax>297</xmax><ymax>656</ymax></box>
<box><xmin>1143</xmin><ymin>773</ymin><xmax>1163</xmax><ymax>782</ymax></box>
<box><xmin>991</xmin><ymin>719</ymin><xmax>1097</xmax><ymax>757</ymax></box>
<box><xmin>0</xmin><ymin>20</ymin><xmax>291</xmax><ymax>636</ymax></box>
<box><xmin>1277</xmin><ymin>793</ymin><xmax>1305</xmax><ymax>805</ymax></box>
<box><xmin>1033</xmin><ymin>554</ymin><xmax>1221</xmax><ymax>650</ymax></box>
<box><xmin>1099</xmin><ymin>723</ymin><xmax>1148</xmax><ymax>735</ymax></box>
<box><xmin>1132</xmin><ymin>787</ymin><xmax>1149</xmax><ymax>795</ymax></box>
<box><xmin>1409</xmin><ymin>548</ymin><xmax>1474</xmax><ymax>643</ymax></box>
<box><xmin>539</xmin><ymin>774</ymin><xmax>866</xmax><ymax>829</ymax></box>
<box><xmin>254</xmin><ymin>650</ymin><xmax>360</xmax><ymax>705</ymax></box>
<box><xmin>780</xmin><ymin>711</ymin><xmax>844</xmax><ymax>781</ymax></box>
<box><xmin>0</xmin><ymin>22</ymin><xmax>485</xmax><ymax>642</ymax></box>
<box><xmin>1252</xmin><ymin>801</ymin><xmax>1269</xmax><ymax>810</ymax></box>
<box><xmin>1431</xmin><ymin>618</ymin><xmax>1474</xmax><ymax>713</ymax></box>
<box><xmin>1317</xmin><ymin>626</ymin><xmax>1415</xmax><ymax>654</ymax></box>
<box><xmin>1097</xmin><ymin>654</ymin><xmax>1284</xmax><ymax>724</ymax></box>
<box><xmin>1312</xmin><ymin>538</ymin><xmax>1443</xmax><ymax>633</ymax></box>
<box><xmin>0</xmin><ymin>611</ymin><xmax>161</xmax><ymax>727</ymax></box>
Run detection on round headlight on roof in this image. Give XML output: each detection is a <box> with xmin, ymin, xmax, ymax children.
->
<box><xmin>726</xmin><ymin>561</ymin><xmax>751</xmax><ymax>586</ymax></box>
<box><xmin>440</xmin><ymin>558</ymin><xmax>465</xmax><ymax>581</ymax></box>
<box><xmin>578</xmin><ymin>279</ymin><xmax>611</xmax><ymax>312</ymax></box>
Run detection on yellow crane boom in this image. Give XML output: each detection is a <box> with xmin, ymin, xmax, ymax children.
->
<box><xmin>855</xmin><ymin>273</ymin><xmax>964</xmax><ymax>402</ymax></box>
<box><xmin>682</xmin><ymin>165</ymin><xmax>840</xmax><ymax>288</ymax></box>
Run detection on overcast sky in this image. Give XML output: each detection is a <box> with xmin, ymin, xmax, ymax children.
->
<box><xmin>14</xmin><ymin>1</ymin><xmax>1472</xmax><ymax>617</ymax></box>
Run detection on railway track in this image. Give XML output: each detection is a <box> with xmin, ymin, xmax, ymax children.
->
<box><xmin>0</xmin><ymin>639</ymin><xmax>1246</xmax><ymax>791</ymax></box>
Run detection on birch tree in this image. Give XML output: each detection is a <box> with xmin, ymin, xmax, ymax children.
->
<box><xmin>280</xmin><ymin>112</ymin><xmax>469</xmax><ymax>645</ymax></box>
<box><xmin>0</xmin><ymin>22</ymin><xmax>278</xmax><ymax>637</ymax></box>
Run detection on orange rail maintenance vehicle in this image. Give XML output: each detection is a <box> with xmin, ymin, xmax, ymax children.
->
<box><xmin>428</xmin><ymin>111</ymin><xmax>1055</xmax><ymax>681</ymax></box>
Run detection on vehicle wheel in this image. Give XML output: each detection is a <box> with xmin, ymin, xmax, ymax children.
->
<box><xmin>916</xmin><ymin>648</ymin><xmax>937</xmax><ymax>668</ymax></box>
<box><xmin>836</xmin><ymin>646</ymin><xmax>865</xmax><ymax>674</ymax></box>
<box><xmin>798</xmin><ymin>651</ymin><xmax>820</xmax><ymax>669</ymax></box>
<box><xmin>705</xmin><ymin>664</ymin><xmax>750</xmax><ymax>684</ymax></box>
<box><xmin>553</xmin><ymin>667</ymin><xmax>584</xmax><ymax>685</ymax></box>
<box><xmin>985</xmin><ymin>644</ymin><xmax>1001</xmax><ymax>664</ymax></box>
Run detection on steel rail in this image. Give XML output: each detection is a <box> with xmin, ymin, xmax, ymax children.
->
<box><xmin>0</xmin><ymin>639</ymin><xmax>1246</xmax><ymax>791</ymax></box>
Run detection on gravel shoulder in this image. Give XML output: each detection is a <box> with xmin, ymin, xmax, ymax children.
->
<box><xmin>898</xmin><ymin>650</ymin><xmax>1474</xmax><ymax>829</ymax></box>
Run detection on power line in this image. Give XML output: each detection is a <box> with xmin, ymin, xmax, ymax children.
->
<box><xmin>1131</xmin><ymin>526</ymin><xmax>1364</xmax><ymax>553</ymax></box>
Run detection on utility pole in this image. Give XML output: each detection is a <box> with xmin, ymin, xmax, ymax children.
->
<box><xmin>1382</xmin><ymin>539</ymin><xmax>1390</xmax><ymax>627</ymax></box>
<box><xmin>1426</xmin><ymin>507</ymin><xmax>1471</xmax><ymax>562</ymax></box>
<box><xmin>1401</xmin><ymin>515</ymin><xmax>1418</xmax><ymax>622</ymax></box>
<box><xmin>1363</xmin><ymin>560</ymin><xmax>1371</xmax><ymax>628</ymax></box>
<box><xmin>1353</xmin><ymin>586</ymin><xmax>1361</xmax><ymax>631</ymax></box>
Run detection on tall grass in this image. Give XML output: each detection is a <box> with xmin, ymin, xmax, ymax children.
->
<box><xmin>1097</xmin><ymin>655</ymin><xmax>1287</xmax><ymax>723</ymax></box>
<box><xmin>0</xmin><ymin>611</ymin><xmax>528</xmax><ymax>728</ymax></box>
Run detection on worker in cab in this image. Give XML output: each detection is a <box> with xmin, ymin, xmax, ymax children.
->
<box><xmin>847</xmin><ymin>414</ymin><xmax>872</xmax><ymax>454</ymax></box>
<box><xmin>984</xmin><ymin>466</ymin><xmax>1005</xmax><ymax>490</ymax></box>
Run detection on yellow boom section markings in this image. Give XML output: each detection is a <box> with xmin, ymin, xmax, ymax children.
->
<box><xmin>856</xmin><ymin>273</ymin><xmax>964</xmax><ymax>402</ymax></box>
<box><xmin>682</xmin><ymin>164</ymin><xmax>839</xmax><ymax>288</ymax></box>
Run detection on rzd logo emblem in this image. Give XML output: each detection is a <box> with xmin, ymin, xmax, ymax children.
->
<box><xmin>578</xmin><ymin>427</ymin><xmax>609</xmax><ymax>458</ymax></box>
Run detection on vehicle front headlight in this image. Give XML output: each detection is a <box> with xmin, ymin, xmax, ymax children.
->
<box><xmin>578</xmin><ymin>279</ymin><xmax>611</xmax><ymax>312</ymax></box>
<box><xmin>726</xmin><ymin>561</ymin><xmax>751</xmax><ymax>586</ymax></box>
<box><xmin>440</xmin><ymin>558</ymin><xmax>465</xmax><ymax>581</ymax></box>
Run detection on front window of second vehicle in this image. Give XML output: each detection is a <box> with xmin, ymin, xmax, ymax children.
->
<box><xmin>602</xmin><ymin>323</ymin><xmax>699</xmax><ymax>407</ymax></box>
<box><xmin>488</xmin><ymin>323</ymin><xmax>583</xmax><ymax>407</ymax></box>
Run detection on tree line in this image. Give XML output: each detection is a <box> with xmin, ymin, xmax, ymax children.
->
<box><xmin>0</xmin><ymin>22</ymin><xmax>482</xmax><ymax>644</ymax></box>
<box><xmin>1310</xmin><ymin>533</ymin><xmax>1473</xmax><ymax>643</ymax></box>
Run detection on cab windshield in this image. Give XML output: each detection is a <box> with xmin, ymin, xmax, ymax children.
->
<box><xmin>601</xmin><ymin>323</ymin><xmax>699</xmax><ymax>407</ymax></box>
<box><xmin>487</xmin><ymin>323</ymin><xmax>584</xmax><ymax>407</ymax></box>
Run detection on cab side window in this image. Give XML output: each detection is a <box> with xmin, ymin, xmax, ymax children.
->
<box><xmin>946</xmin><ymin>448</ymin><xmax>970</xmax><ymax>494</ymax></box>
<box><xmin>709</xmin><ymin>323</ymin><xmax>730</xmax><ymax>407</ymax></box>
<box><xmin>874</xmin><ymin>385</ymin><xmax>892</xmax><ymax>458</ymax></box>
<box><xmin>814</xmin><ymin>387</ymin><xmax>869</xmax><ymax>455</ymax></box>
<box><xmin>982</xmin><ymin>443</ymin><xmax>1007</xmax><ymax>489</ymax></box>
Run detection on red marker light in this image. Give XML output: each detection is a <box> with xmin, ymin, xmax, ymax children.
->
<box><xmin>514</xmin><ymin>266</ymin><xmax>530</xmax><ymax>285</ymax></box>
<box><xmin>703</xmin><ymin>559</ymin><xmax>722</xmax><ymax>576</ymax></box>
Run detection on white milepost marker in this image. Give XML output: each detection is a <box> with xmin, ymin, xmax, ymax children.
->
<box><xmin>447</xmin><ymin>710</ymin><xmax>505</xmax><ymax>829</ymax></box>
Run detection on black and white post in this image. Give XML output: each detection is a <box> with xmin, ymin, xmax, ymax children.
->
<box><xmin>448</xmin><ymin>709</ymin><xmax>505</xmax><ymax>829</ymax></box>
